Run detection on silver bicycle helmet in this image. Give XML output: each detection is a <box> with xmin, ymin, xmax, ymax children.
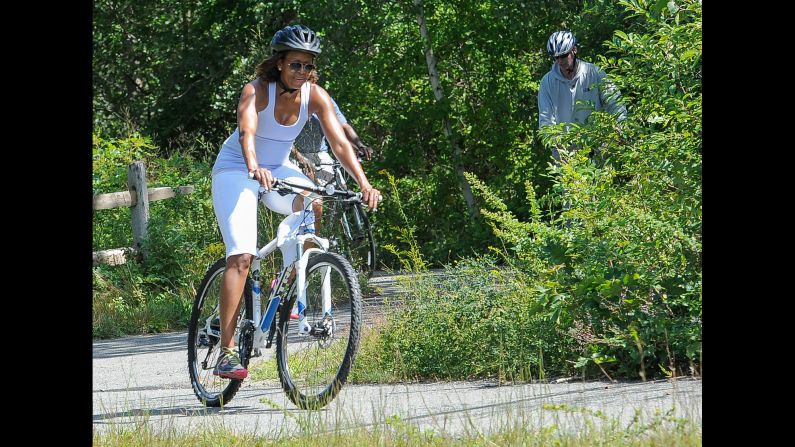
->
<box><xmin>271</xmin><ymin>24</ymin><xmax>322</xmax><ymax>56</ymax></box>
<box><xmin>547</xmin><ymin>31</ymin><xmax>577</xmax><ymax>57</ymax></box>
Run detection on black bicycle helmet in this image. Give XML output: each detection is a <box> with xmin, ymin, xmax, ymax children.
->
<box><xmin>547</xmin><ymin>30</ymin><xmax>577</xmax><ymax>57</ymax></box>
<box><xmin>271</xmin><ymin>24</ymin><xmax>322</xmax><ymax>56</ymax></box>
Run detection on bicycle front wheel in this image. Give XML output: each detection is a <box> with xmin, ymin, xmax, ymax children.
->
<box><xmin>187</xmin><ymin>258</ymin><xmax>253</xmax><ymax>407</ymax></box>
<box><xmin>276</xmin><ymin>252</ymin><xmax>362</xmax><ymax>410</ymax></box>
<box><xmin>325</xmin><ymin>200</ymin><xmax>377</xmax><ymax>277</ymax></box>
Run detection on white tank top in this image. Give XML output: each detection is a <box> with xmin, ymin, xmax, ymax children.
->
<box><xmin>212</xmin><ymin>81</ymin><xmax>311</xmax><ymax>175</ymax></box>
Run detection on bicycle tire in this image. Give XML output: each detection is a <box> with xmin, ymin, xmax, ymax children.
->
<box><xmin>187</xmin><ymin>257</ymin><xmax>254</xmax><ymax>407</ymax></box>
<box><xmin>324</xmin><ymin>200</ymin><xmax>377</xmax><ymax>277</ymax></box>
<box><xmin>276</xmin><ymin>252</ymin><xmax>362</xmax><ymax>410</ymax></box>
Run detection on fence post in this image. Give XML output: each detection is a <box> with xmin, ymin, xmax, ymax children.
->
<box><xmin>128</xmin><ymin>161</ymin><xmax>149</xmax><ymax>262</ymax></box>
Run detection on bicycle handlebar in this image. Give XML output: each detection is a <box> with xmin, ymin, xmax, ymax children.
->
<box><xmin>248</xmin><ymin>172</ymin><xmax>381</xmax><ymax>205</ymax></box>
<box><xmin>309</xmin><ymin>157</ymin><xmax>362</xmax><ymax>171</ymax></box>
<box><xmin>278</xmin><ymin>178</ymin><xmax>362</xmax><ymax>201</ymax></box>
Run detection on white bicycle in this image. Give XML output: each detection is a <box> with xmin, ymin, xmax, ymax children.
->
<box><xmin>188</xmin><ymin>177</ymin><xmax>365</xmax><ymax>409</ymax></box>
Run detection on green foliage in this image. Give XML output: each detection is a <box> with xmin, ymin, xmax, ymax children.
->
<box><xmin>93</xmin><ymin>0</ymin><xmax>303</xmax><ymax>155</ymax></box>
<box><xmin>92</xmin><ymin>0</ymin><xmax>702</xmax><ymax>370</ymax></box>
<box><xmin>355</xmin><ymin>0</ymin><xmax>701</xmax><ymax>381</ymax></box>
<box><xmin>93</xmin><ymin>133</ymin><xmax>157</xmax><ymax>251</ymax></box>
<box><xmin>93</xmin><ymin>132</ymin><xmax>222</xmax><ymax>337</ymax></box>
<box><xmin>92</xmin><ymin>133</ymin><xmax>157</xmax><ymax>191</ymax></box>
<box><xmin>470</xmin><ymin>0</ymin><xmax>702</xmax><ymax>379</ymax></box>
<box><xmin>92</xmin><ymin>0</ymin><xmax>601</xmax><ymax>267</ymax></box>
<box><xmin>360</xmin><ymin>258</ymin><xmax>578</xmax><ymax>381</ymax></box>
<box><xmin>378</xmin><ymin>169</ymin><xmax>428</xmax><ymax>272</ymax></box>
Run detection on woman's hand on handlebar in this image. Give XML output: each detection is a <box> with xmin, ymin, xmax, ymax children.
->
<box><xmin>248</xmin><ymin>167</ymin><xmax>274</xmax><ymax>190</ymax></box>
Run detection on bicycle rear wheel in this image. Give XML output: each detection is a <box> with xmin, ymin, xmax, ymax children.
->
<box><xmin>187</xmin><ymin>258</ymin><xmax>254</xmax><ymax>407</ymax></box>
<box><xmin>276</xmin><ymin>252</ymin><xmax>362</xmax><ymax>410</ymax></box>
<box><xmin>324</xmin><ymin>200</ymin><xmax>376</xmax><ymax>277</ymax></box>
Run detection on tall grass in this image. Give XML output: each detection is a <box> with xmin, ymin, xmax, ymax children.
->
<box><xmin>94</xmin><ymin>394</ymin><xmax>702</xmax><ymax>446</ymax></box>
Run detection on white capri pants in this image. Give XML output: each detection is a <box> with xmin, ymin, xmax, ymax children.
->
<box><xmin>212</xmin><ymin>163</ymin><xmax>315</xmax><ymax>259</ymax></box>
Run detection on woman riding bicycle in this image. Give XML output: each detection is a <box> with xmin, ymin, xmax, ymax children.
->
<box><xmin>210</xmin><ymin>24</ymin><xmax>381</xmax><ymax>380</ymax></box>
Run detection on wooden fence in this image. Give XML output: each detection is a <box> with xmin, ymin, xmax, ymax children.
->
<box><xmin>93</xmin><ymin>161</ymin><xmax>194</xmax><ymax>266</ymax></box>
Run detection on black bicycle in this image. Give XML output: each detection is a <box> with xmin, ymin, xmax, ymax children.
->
<box><xmin>312</xmin><ymin>157</ymin><xmax>377</xmax><ymax>277</ymax></box>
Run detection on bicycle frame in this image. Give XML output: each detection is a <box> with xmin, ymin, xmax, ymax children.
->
<box><xmin>200</xmin><ymin>182</ymin><xmax>340</xmax><ymax>353</ymax></box>
<box><xmin>312</xmin><ymin>158</ymin><xmax>352</xmax><ymax>189</ymax></box>
<box><xmin>247</xmin><ymin>228</ymin><xmax>332</xmax><ymax>350</ymax></box>
<box><xmin>315</xmin><ymin>160</ymin><xmax>355</xmax><ymax>233</ymax></box>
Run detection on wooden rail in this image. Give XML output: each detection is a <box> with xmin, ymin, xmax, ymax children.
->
<box><xmin>93</xmin><ymin>186</ymin><xmax>195</xmax><ymax>210</ymax></box>
<box><xmin>93</xmin><ymin>161</ymin><xmax>194</xmax><ymax>266</ymax></box>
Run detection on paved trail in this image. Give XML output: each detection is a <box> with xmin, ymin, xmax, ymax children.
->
<box><xmin>93</xmin><ymin>273</ymin><xmax>702</xmax><ymax>437</ymax></box>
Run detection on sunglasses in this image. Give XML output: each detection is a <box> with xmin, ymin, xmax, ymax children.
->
<box><xmin>554</xmin><ymin>52</ymin><xmax>571</xmax><ymax>60</ymax></box>
<box><xmin>287</xmin><ymin>62</ymin><xmax>317</xmax><ymax>72</ymax></box>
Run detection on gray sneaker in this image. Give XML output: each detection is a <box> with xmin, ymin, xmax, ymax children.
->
<box><xmin>213</xmin><ymin>347</ymin><xmax>248</xmax><ymax>380</ymax></box>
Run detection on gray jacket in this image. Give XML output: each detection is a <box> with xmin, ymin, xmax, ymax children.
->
<box><xmin>538</xmin><ymin>60</ymin><xmax>626</xmax><ymax>129</ymax></box>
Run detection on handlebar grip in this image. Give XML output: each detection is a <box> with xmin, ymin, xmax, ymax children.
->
<box><xmin>248</xmin><ymin>171</ymin><xmax>283</xmax><ymax>188</ymax></box>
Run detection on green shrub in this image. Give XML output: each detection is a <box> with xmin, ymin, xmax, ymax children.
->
<box><xmin>362</xmin><ymin>258</ymin><xmax>577</xmax><ymax>381</ymax></box>
<box><xmin>93</xmin><ymin>132</ymin><xmax>222</xmax><ymax>337</ymax></box>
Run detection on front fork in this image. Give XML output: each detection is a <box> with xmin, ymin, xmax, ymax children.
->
<box><xmin>295</xmin><ymin>235</ymin><xmax>332</xmax><ymax>333</ymax></box>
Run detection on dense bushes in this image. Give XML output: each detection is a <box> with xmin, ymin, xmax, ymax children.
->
<box><xmin>93</xmin><ymin>134</ymin><xmax>226</xmax><ymax>337</ymax></box>
<box><xmin>367</xmin><ymin>259</ymin><xmax>577</xmax><ymax>381</ymax></box>
<box><xmin>92</xmin><ymin>132</ymin><xmax>296</xmax><ymax>337</ymax></box>
<box><xmin>357</xmin><ymin>0</ymin><xmax>701</xmax><ymax>381</ymax></box>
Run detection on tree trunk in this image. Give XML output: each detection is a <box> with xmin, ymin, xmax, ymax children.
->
<box><xmin>414</xmin><ymin>0</ymin><xmax>478</xmax><ymax>220</ymax></box>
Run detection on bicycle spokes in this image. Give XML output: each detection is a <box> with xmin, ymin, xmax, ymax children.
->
<box><xmin>188</xmin><ymin>259</ymin><xmax>252</xmax><ymax>407</ymax></box>
<box><xmin>276</xmin><ymin>252</ymin><xmax>362</xmax><ymax>410</ymax></box>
